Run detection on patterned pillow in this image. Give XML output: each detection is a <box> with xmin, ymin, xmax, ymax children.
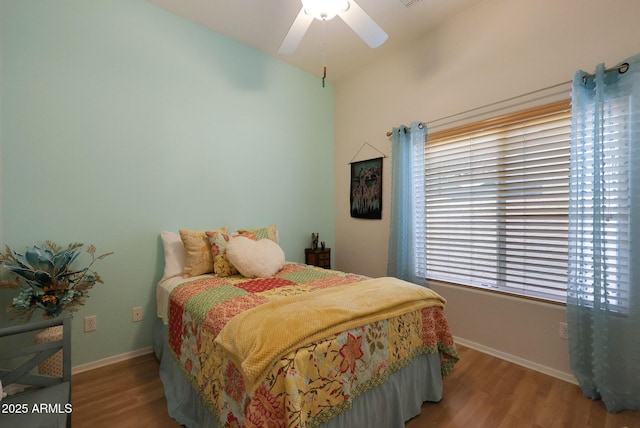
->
<box><xmin>180</xmin><ymin>227</ymin><xmax>227</xmax><ymax>277</ymax></box>
<box><xmin>206</xmin><ymin>229</ymin><xmax>240</xmax><ymax>277</ymax></box>
<box><xmin>236</xmin><ymin>224</ymin><xmax>278</xmax><ymax>243</ymax></box>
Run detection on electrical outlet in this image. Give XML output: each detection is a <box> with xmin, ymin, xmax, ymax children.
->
<box><xmin>559</xmin><ymin>322</ymin><xmax>568</xmax><ymax>340</ymax></box>
<box><xmin>132</xmin><ymin>306</ymin><xmax>143</xmax><ymax>322</ymax></box>
<box><xmin>84</xmin><ymin>315</ymin><xmax>97</xmax><ymax>332</ymax></box>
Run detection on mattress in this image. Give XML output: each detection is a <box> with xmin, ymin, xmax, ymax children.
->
<box><xmin>157</xmin><ymin>273</ymin><xmax>211</xmax><ymax>324</ymax></box>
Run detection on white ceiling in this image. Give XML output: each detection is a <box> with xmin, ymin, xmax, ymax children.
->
<box><xmin>146</xmin><ymin>0</ymin><xmax>482</xmax><ymax>83</ymax></box>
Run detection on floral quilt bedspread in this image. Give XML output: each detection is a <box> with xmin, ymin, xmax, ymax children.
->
<box><xmin>168</xmin><ymin>263</ymin><xmax>458</xmax><ymax>428</ymax></box>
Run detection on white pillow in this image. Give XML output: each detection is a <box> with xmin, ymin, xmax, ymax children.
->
<box><xmin>226</xmin><ymin>236</ymin><xmax>285</xmax><ymax>278</ymax></box>
<box><xmin>160</xmin><ymin>231</ymin><xmax>187</xmax><ymax>281</ymax></box>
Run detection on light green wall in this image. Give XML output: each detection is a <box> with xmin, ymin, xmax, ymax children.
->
<box><xmin>0</xmin><ymin>0</ymin><xmax>335</xmax><ymax>366</ymax></box>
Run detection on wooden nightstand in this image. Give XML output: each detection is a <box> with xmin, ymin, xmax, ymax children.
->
<box><xmin>305</xmin><ymin>248</ymin><xmax>331</xmax><ymax>269</ymax></box>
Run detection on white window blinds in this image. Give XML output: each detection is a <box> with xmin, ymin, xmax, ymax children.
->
<box><xmin>423</xmin><ymin>101</ymin><xmax>571</xmax><ymax>303</ymax></box>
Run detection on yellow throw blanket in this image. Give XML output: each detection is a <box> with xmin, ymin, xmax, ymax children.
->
<box><xmin>215</xmin><ymin>276</ymin><xmax>446</xmax><ymax>394</ymax></box>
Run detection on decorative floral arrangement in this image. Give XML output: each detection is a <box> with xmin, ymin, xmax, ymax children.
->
<box><xmin>0</xmin><ymin>241</ymin><xmax>113</xmax><ymax>322</ymax></box>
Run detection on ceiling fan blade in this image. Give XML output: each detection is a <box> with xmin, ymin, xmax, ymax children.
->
<box><xmin>279</xmin><ymin>7</ymin><xmax>314</xmax><ymax>54</ymax></box>
<box><xmin>338</xmin><ymin>1</ymin><xmax>388</xmax><ymax>48</ymax></box>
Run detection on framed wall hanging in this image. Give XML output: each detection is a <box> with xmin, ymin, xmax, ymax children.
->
<box><xmin>350</xmin><ymin>157</ymin><xmax>383</xmax><ymax>219</ymax></box>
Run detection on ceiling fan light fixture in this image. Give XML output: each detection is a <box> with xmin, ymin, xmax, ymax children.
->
<box><xmin>302</xmin><ymin>0</ymin><xmax>349</xmax><ymax>21</ymax></box>
<box><xmin>279</xmin><ymin>0</ymin><xmax>386</xmax><ymax>57</ymax></box>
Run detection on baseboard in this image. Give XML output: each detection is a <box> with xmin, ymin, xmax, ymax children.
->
<box><xmin>454</xmin><ymin>336</ymin><xmax>578</xmax><ymax>385</ymax></box>
<box><xmin>71</xmin><ymin>347</ymin><xmax>154</xmax><ymax>375</ymax></box>
<box><xmin>71</xmin><ymin>340</ymin><xmax>577</xmax><ymax>386</ymax></box>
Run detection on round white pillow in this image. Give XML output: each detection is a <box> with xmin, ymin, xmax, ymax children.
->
<box><xmin>226</xmin><ymin>236</ymin><xmax>286</xmax><ymax>278</ymax></box>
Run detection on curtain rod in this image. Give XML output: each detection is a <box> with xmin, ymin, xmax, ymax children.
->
<box><xmin>384</xmin><ymin>61</ymin><xmax>632</xmax><ymax>138</ymax></box>
<box><xmin>385</xmin><ymin>80</ymin><xmax>570</xmax><ymax>137</ymax></box>
<box><xmin>385</xmin><ymin>122</ymin><xmax>425</xmax><ymax>137</ymax></box>
<box><xmin>581</xmin><ymin>62</ymin><xmax>629</xmax><ymax>84</ymax></box>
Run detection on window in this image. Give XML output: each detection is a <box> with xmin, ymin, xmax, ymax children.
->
<box><xmin>422</xmin><ymin>101</ymin><xmax>571</xmax><ymax>303</ymax></box>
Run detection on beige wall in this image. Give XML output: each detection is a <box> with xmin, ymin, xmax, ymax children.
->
<box><xmin>334</xmin><ymin>0</ymin><xmax>640</xmax><ymax>380</ymax></box>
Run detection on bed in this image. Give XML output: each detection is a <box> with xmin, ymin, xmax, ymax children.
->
<box><xmin>154</xmin><ymin>226</ymin><xmax>458</xmax><ymax>428</ymax></box>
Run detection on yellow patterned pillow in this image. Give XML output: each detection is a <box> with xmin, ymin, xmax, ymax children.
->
<box><xmin>180</xmin><ymin>227</ymin><xmax>227</xmax><ymax>277</ymax></box>
<box><xmin>206</xmin><ymin>229</ymin><xmax>239</xmax><ymax>277</ymax></box>
<box><xmin>236</xmin><ymin>224</ymin><xmax>278</xmax><ymax>243</ymax></box>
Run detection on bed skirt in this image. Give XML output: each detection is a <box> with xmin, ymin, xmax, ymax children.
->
<box><xmin>153</xmin><ymin>318</ymin><xmax>443</xmax><ymax>428</ymax></box>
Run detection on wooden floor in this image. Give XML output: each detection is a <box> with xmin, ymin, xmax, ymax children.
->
<box><xmin>71</xmin><ymin>345</ymin><xmax>640</xmax><ymax>428</ymax></box>
<box><xmin>72</xmin><ymin>353</ymin><xmax>182</xmax><ymax>428</ymax></box>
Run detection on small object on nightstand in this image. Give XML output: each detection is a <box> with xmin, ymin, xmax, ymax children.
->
<box><xmin>311</xmin><ymin>233</ymin><xmax>319</xmax><ymax>250</ymax></box>
<box><xmin>305</xmin><ymin>247</ymin><xmax>331</xmax><ymax>269</ymax></box>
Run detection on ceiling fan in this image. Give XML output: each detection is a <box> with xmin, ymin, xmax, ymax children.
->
<box><xmin>279</xmin><ymin>0</ymin><xmax>388</xmax><ymax>54</ymax></box>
